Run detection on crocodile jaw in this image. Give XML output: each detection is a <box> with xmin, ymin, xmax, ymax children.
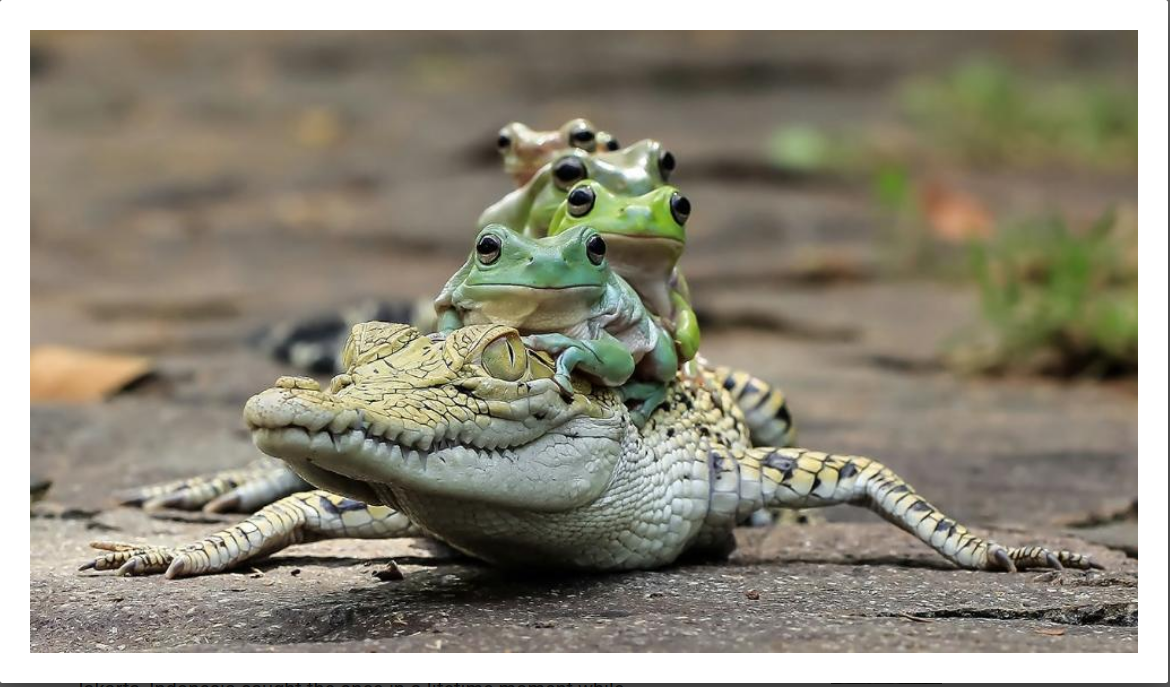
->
<box><xmin>245</xmin><ymin>385</ymin><xmax>625</xmax><ymax>513</ymax></box>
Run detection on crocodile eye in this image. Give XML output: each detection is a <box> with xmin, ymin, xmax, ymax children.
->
<box><xmin>476</xmin><ymin>234</ymin><xmax>502</xmax><ymax>265</ymax></box>
<box><xmin>586</xmin><ymin>234</ymin><xmax>607</xmax><ymax>265</ymax></box>
<box><xmin>604</xmin><ymin>138</ymin><xmax>620</xmax><ymax>151</ymax></box>
<box><xmin>659</xmin><ymin>150</ymin><xmax>676</xmax><ymax>182</ymax></box>
<box><xmin>669</xmin><ymin>192</ymin><xmax>690</xmax><ymax>225</ymax></box>
<box><xmin>496</xmin><ymin>130</ymin><xmax>512</xmax><ymax>151</ymax></box>
<box><xmin>552</xmin><ymin>156</ymin><xmax>588</xmax><ymax>191</ymax></box>
<box><xmin>481</xmin><ymin>334</ymin><xmax>527</xmax><ymax>382</ymax></box>
<box><xmin>567</xmin><ymin>186</ymin><xmax>596</xmax><ymax>217</ymax></box>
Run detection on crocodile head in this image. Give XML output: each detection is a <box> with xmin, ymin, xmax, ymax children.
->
<box><xmin>243</xmin><ymin>323</ymin><xmax>628</xmax><ymax>513</ymax></box>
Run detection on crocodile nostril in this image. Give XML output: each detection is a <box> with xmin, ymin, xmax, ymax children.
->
<box><xmin>329</xmin><ymin>374</ymin><xmax>354</xmax><ymax>394</ymax></box>
<box><xmin>275</xmin><ymin>375</ymin><xmax>320</xmax><ymax>391</ymax></box>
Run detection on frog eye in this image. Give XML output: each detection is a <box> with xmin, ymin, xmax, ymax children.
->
<box><xmin>568</xmin><ymin>125</ymin><xmax>597</xmax><ymax>152</ymax></box>
<box><xmin>567</xmin><ymin>185</ymin><xmax>596</xmax><ymax>217</ymax></box>
<box><xmin>476</xmin><ymin>233</ymin><xmax>502</xmax><ymax>265</ymax></box>
<box><xmin>669</xmin><ymin>192</ymin><xmax>691</xmax><ymax>225</ymax></box>
<box><xmin>552</xmin><ymin>156</ymin><xmax>588</xmax><ymax>191</ymax></box>
<box><xmin>586</xmin><ymin>234</ymin><xmax>607</xmax><ymax>265</ymax></box>
<box><xmin>604</xmin><ymin>138</ymin><xmax>620</xmax><ymax>151</ymax></box>
<box><xmin>480</xmin><ymin>333</ymin><xmax>527</xmax><ymax>382</ymax></box>
<box><xmin>659</xmin><ymin>150</ymin><xmax>677</xmax><ymax>182</ymax></box>
<box><xmin>496</xmin><ymin>129</ymin><xmax>512</xmax><ymax>151</ymax></box>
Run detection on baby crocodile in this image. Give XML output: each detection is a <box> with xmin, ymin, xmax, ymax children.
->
<box><xmin>85</xmin><ymin>323</ymin><xmax>1097</xmax><ymax>577</ymax></box>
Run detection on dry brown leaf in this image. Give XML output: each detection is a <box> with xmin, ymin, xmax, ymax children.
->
<box><xmin>30</xmin><ymin>346</ymin><xmax>153</xmax><ymax>402</ymax></box>
<box><xmin>1034</xmin><ymin>627</ymin><xmax>1066</xmax><ymax>636</ymax></box>
<box><xmin>920</xmin><ymin>182</ymin><xmax>994</xmax><ymax>243</ymax></box>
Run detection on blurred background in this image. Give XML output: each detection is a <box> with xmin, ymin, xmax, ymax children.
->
<box><xmin>31</xmin><ymin>31</ymin><xmax>1136</xmax><ymax>546</ymax></box>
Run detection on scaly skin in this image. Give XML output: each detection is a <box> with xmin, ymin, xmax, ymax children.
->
<box><xmin>110</xmin><ymin>364</ymin><xmax>797</xmax><ymax>515</ymax></box>
<box><xmin>84</xmin><ymin>323</ymin><xmax>1098</xmax><ymax>578</ymax></box>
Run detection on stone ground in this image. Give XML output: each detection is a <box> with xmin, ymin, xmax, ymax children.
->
<box><xmin>30</xmin><ymin>31</ymin><xmax>1138</xmax><ymax>652</ymax></box>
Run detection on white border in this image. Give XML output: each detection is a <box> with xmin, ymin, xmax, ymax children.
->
<box><xmin>7</xmin><ymin>0</ymin><xmax>1166</xmax><ymax>683</ymax></box>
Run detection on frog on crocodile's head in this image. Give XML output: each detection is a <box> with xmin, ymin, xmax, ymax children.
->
<box><xmin>436</xmin><ymin>224</ymin><xmax>611</xmax><ymax>333</ymax></box>
<box><xmin>496</xmin><ymin>118</ymin><xmax>620</xmax><ymax>187</ymax></box>
<box><xmin>434</xmin><ymin>224</ymin><xmax>679</xmax><ymax>408</ymax></box>
<box><xmin>547</xmin><ymin>179</ymin><xmax>700</xmax><ymax>363</ymax></box>
<box><xmin>479</xmin><ymin>139</ymin><xmax>678</xmax><ymax>239</ymax></box>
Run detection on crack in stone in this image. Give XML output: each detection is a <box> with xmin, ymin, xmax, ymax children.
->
<box><xmin>879</xmin><ymin>602</ymin><xmax>1136</xmax><ymax>627</ymax></box>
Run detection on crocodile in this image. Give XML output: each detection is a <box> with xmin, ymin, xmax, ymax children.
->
<box><xmin>84</xmin><ymin>322</ymin><xmax>1098</xmax><ymax>577</ymax></box>
<box><xmin>112</xmin><ymin>358</ymin><xmax>795</xmax><ymax>514</ymax></box>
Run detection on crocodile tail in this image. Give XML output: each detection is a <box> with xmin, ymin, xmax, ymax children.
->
<box><xmin>250</xmin><ymin>298</ymin><xmax>434</xmax><ymax>374</ymax></box>
<box><xmin>742</xmin><ymin>447</ymin><xmax>1102</xmax><ymax>572</ymax></box>
<box><xmin>710</xmin><ymin>365</ymin><xmax>796</xmax><ymax>447</ymax></box>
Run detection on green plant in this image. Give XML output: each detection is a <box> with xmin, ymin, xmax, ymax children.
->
<box><xmin>901</xmin><ymin>58</ymin><xmax>1137</xmax><ymax>171</ymax></box>
<box><xmin>766</xmin><ymin>124</ymin><xmax>867</xmax><ymax>174</ymax></box>
<box><xmin>949</xmin><ymin>211</ymin><xmax>1137</xmax><ymax>377</ymax></box>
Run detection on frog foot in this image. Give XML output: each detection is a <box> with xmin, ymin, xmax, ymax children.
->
<box><xmin>552</xmin><ymin>373</ymin><xmax>576</xmax><ymax>399</ymax></box>
<box><xmin>621</xmin><ymin>381</ymin><xmax>670</xmax><ymax>428</ymax></box>
<box><xmin>521</xmin><ymin>334</ymin><xmax>586</xmax><ymax>399</ymax></box>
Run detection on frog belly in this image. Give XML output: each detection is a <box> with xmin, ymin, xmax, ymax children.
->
<box><xmin>601</xmin><ymin>235</ymin><xmax>683</xmax><ymax>319</ymax></box>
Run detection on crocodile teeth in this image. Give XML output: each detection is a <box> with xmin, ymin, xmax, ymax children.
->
<box><xmin>295</xmin><ymin>405</ymin><xmax>332</xmax><ymax>433</ymax></box>
<box><xmin>335</xmin><ymin>430</ymin><xmax>363</xmax><ymax>454</ymax></box>
<box><xmin>329</xmin><ymin>409</ymin><xmax>360</xmax><ymax>434</ymax></box>
<box><xmin>309</xmin><ymin>431</ymin><xmax>333</xmax><ymax>454</ymax></box>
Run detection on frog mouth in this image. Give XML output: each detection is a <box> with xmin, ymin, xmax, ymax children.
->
<box><xmin>602</xmin><ymin>234</ymin><xmax>684</xmax><ymax>249</ymax></box>
<box><xmin>601</xmin><ymin>236</ymin><xmax>683</xmax><ymax>274</ymax></box>
<box><xmin>469</xmin><ymin>283</ymin><xmax>601</xmax><ymax>290</ymax></box>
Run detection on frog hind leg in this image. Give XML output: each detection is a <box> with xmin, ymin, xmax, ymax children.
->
<box><xmin>436</xmin><ymin>308</ymin><xmax>465</xmax><ymax>334</ymax></box>
<box><xmin>669</xmin><ymin>284</ymin><xmax>701</xmax><ymax>363</ymax></box>
<box><xmin>620</xmin><ymin>381</ymin><xmax>670</xmax><ymax>428</ymax></box>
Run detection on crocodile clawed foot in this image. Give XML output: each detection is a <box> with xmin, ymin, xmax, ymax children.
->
<box><xmin>115</xmin><ymin>474</ymin><xmax>246</xmax><ymax>512</ymax></box>
<box><xmin>80</xmin><ymin>541</ymin><xmax>179</xmax><ymax>577</ymax></box>
<box><xmin>140</xmin><ymin>491</ymin><xmax>194</xmax><ymax>512</ymax></box>
<box><xmin>112</xmin><ymin>460</ymin><xmax>306</xmax><ymax>514</ymax></box>
<box><xmin>203</xmin><ymin>492</ymin><xmax>242</xmax><ymax>514</ymax></box>
<box><xmin>984</xmin><ymin>543</ymin><xmax>1102</xmax><ymax>573</ymax></box>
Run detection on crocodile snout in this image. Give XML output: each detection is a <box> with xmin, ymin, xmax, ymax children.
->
<box><xmin>243</xmin><ymin>386</ymin><xmax>361</xmax><ymax>435</ymax></box>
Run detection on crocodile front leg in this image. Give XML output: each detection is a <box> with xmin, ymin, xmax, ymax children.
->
<box><xmin>742</xmin><ymin>448</ymin><xmax>1102</xmax><ymax>572</ymax></box>
<box><xmin>114</xmin><ymin>457</ymin><xmax>310</xmax><ymax>514</ymax></box>
<box><xmin>81</xmin><ymin>491</ymin><xmax>421</xmax><ymax>578</ymax></box>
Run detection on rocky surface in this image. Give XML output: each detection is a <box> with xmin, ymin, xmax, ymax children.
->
<box><xmin>31</xmin><ymin>31</ymin><xmax>1137</xmax><ymax>652</ymax></box>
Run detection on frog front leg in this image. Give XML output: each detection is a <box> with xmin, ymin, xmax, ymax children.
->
<box><xmin>436</xmin><ymin>308</ymin><xmax>466</xmax><ymax>334</ymax></box>
<box><xmin>522</xmin><ymin>331</ymin><xmax>635</xmax><ymax>396</ymax></box>
<box><xmin>621</xmin><ymin>325</ymin><xmax>679</xmax><ymax>426</ymax></box>
<box><xmin>433</xmin><ymin>259</ymin><xmax>474</xmax><ymax>334</ymax></box>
